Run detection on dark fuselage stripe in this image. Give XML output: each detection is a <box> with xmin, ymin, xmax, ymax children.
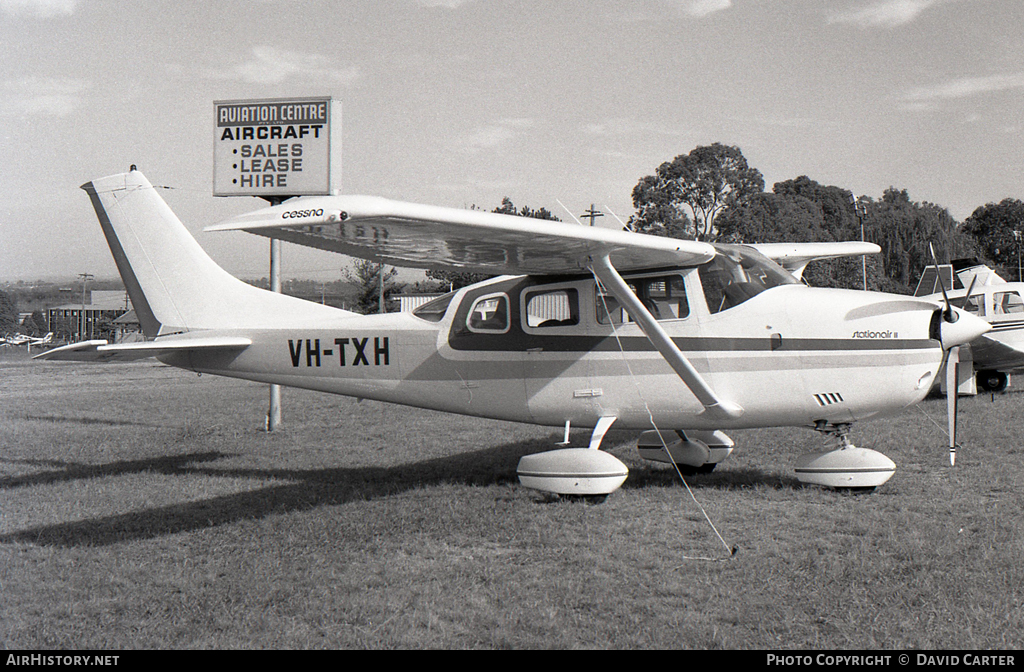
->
<box><xmin>447</xmin><ymin>333</ymin><xmax>937</xmax><ymax>353</ymax></box>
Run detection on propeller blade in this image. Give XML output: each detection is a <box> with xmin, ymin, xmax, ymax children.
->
<box><xmin>929</xmin><ymin>243</ymin><xmax>956</xmax><ymax>322</ymax></box>
<box><xmin>945</xmin><ymin>345</ymin><xmax>959</xmax><ymax>466</ymax></box>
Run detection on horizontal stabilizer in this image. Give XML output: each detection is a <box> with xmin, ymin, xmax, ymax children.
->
<box><xmin>750</xmin><ymin>242</ymin><xmax>879</xmax><ymax>279</ymax></box>
<box><xmin>33</xmin><ymin>335</ymin><xmax>252</xmax><ymax>362</ymax></box>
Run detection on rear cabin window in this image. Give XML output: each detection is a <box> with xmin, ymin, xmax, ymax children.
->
<box><xmin>524</xmin><ymin>288</ymin><xmax>579</xmax><ymax>328</ymax></box>
<box><xmin>596</xmin><ymin>275</ymin><xmax>689</xmax><ymax>324</ymax></box>
<box><xmin>466</xmin><ymin>293</ymin><xmax>510</xmax><ymax>333</ymax></box>
<box><xmin>412</xmin><ymin>291</ymin><xmax>457</xmax><ymax>322</ymax></box>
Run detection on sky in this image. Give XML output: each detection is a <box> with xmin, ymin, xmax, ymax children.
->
<box><xmin>1</xmin><ymin>0</ymin><xmax>1022</xmax><ymax>282</ymax></box>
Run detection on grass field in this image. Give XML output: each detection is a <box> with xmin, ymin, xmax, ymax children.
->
<box><xmin>2</xmin><ymin>349</ymin><xmax>1022</xmax><ymax>649</ymax></box>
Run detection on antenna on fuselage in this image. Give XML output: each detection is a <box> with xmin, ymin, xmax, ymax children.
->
<box><xmin>556</xmin><ymin>200</ymin><xmax>584</xmax><ymax>226</ymax></box>
<box><xmin>603</xmin><ymin>206</ymin><xmax>628</xmax><ymax>230</ymax></box>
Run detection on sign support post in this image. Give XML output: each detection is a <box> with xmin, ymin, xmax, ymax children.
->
<box><xmin>267</xmin><ymin>237</ymin><xmax>283</xmax><ymax>432</ymax></box>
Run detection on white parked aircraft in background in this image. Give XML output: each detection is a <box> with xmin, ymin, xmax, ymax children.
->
<box><xmin>916</xmin><ymin>260</ymin><xmax>1024</xmax><ymax>393</ymax></box>
<box><xmin>3</xmin><ymin>332</ymin><xmax>53</xmax><ymax>349</ymax></box>
<box><xmin>36</xmin><ymin>169</ymin><xmax>989</xmax><ymax>494</ymax></box>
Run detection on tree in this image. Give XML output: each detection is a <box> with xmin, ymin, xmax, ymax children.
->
<box><xmin>862</xmin><ymin>188</ymin><xmax>979</xmax><ymax>294</ymax></box>
<box><xmin>426</xmin><ymin>198</ymin><xmax>560</xmax><ymax>291</ymax></box>
<box><xmin>491</xmin><ymin>196</ymin><xmax>559</xmax><ymax>222</ymax></box>
<box><xmin>26</xmin><ymin>310</ymin><xmax>48</xmax><ymax>336</ymax></box>
<box><xmin>773</xmin><ymin>176</ymin><xmax>858</xmax><ymax>234</ymax></box>
<box><xmin>716</xmin><ymin>177</ymin><xmax>868</xmax><ymax>288</ymax></box>
<box><xmin>960</xmin><ymin>198</ymin><xmax>1024</xmax><ymax>282</ymax></box>
<box><xmin>629</xmin><ymin>143</ymin><xmax>764</xmax><ymax>240</ymax></box>
<box><xmin>717</xmin><ymin>191</ymin><xmax>836</xmax><ymax>288</ymax></box>
<box><xmin>344</xmin><ymin>259</ymin><xmax>404</xmax><ymax>314</ymax></box>
<box><xmin>424</xmin><ymin>269</ymin><xmax>490</xmax><ymax>292</ymax></box>
<box><xmin>52</xmin><ymin>314</ymin><xmax>76</xmax><ymax>343</ymax></box>
<box><xmin>0</xmin><ymin>290</ymin><xmax>18</xmax><ymax>336</ymax></box>
<box><xmin>716</xmin><ymin>191</ymin><xmax>827</xmax><ymax>245</ymax></box>
<box><xmin>714</xmin><ymin>176</ymin><xmax>978</xmax><ymax>292</ymax></box>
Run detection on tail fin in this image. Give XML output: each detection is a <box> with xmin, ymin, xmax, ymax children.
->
<box><xmin>82</xmin><ymin>169</ymin><xmax>349</xmax><ymax>338</ymax></box>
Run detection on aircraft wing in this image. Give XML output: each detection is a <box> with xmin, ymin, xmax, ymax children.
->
<box><xmin>969</xmin><ymin>333</ymin><xmax>1024</xmax><ymax>372</ymax></box>
<box><xmin>207</xmin><ymin>195</ymin><xmax>716</xmax><ymax>274</ymax></box>
<box><xmin>33</xmin><ymin>335</ymin><xmax>252</xmax><ymax>362</ymax></box>
<box><xmin>750</xmin><ymin>242</ymin><xmax>880</xmax><ymax>279</ymax></box>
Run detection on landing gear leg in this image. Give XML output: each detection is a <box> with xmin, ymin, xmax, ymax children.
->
<box><xmin>814</xmin><ymin>421</ymin><xmax>855</xmax><ymax>450</ymax></box>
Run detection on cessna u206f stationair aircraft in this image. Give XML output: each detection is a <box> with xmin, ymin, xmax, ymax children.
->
<box><xmin>37</xmin><ymin>169</ymin><xmax>990</xmax><ymax>494</ymax></box>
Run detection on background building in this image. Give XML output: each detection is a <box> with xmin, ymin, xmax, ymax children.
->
<box><xmin>47</xmin><ymin>290</ymin><xmax>132</xmax><ymax>343</ymax></box>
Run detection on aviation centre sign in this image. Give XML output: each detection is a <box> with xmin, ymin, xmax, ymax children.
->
<box><xmin>213</xmin><ymin>97</ymin><xmax>341</xmax><ymax>198</ymax></box>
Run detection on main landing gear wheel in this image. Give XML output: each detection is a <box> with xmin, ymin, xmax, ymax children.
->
<box><xmin>977</xmin><ymin>370</ymin><xmax>1008</xmax><ymax>393</ymax></box>
<box><xmin>516</xmin><ymin>448</ymin><xmax>629</xmax><ymax>497</ymax></box>
<box><xmin>635</xmin><ymin>429</ymin><xmax>733</xmax><ymax>473</ymax></box>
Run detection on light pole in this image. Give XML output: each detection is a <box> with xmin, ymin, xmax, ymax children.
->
<box><xmin>78</xmin><ymin>272</ymin><xmax>93</xmax><ymax>342</ymax></box>
<box><xmin>855</xmin><ymin>199</ymin><xmax>868</xmax><ymax>291</ymax></box>
<box><xmin>1015</xmin><ymin>230</ymin><xmax>1021</xmax><ymax>283</ymax></box>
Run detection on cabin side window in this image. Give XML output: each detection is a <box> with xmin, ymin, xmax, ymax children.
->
<box><xmin>466</xmin><ymin>293</ymin><xmax>510</xmax><ymax>333</ymax></box>
<box><xmin>964</xmin><ymin>294</ymin><xmax>985</xmax><ymax>316</ymax></box>
<box><xmin>993</xmin><ymin>291</ymin><xmax>1024</xmax><ymax>315</ymax></box>
<box><xmin>524</xmin><ymin>288</ymin><xmax>579</xmax><ymax>328</ymax></box>
<box><xmin>595</xmin><ymin>283</ymin><xmax>633</xmax><ymax>325</ymax></box>
<box><xmin>595</xmin><ymin>275</ymin><xmax>689</xmax><ymax>324</ymax></box>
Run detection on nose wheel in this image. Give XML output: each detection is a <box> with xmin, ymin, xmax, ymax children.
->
<box><xmin>795</xmin><ymin>423</ymin><xmax>896</xmax><ymax>490</ymax></box>
<box><xmin>977</xmin><ymin>369</ymin><xmax>1008</xmax><ymax>393</ymax></box>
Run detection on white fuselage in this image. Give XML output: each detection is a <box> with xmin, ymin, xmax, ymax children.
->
<box><xmin>168</xmin><ymin>271</ymin><xmax>947</xmax><ymax>432</ymax></box>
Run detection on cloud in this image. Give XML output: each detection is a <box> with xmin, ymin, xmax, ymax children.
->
<box><xmin>0</xmin><ymin>76</ymin><xmax>91</xmax><ymax>117</ymax></box>
<box><xmin>828</xmin><ymin>0</ymin><xmax>944</xmax><ymax>28</ymax></box>
<box><xmin>459</xmin><ymin>118</ymin><xmax>533</xmax><ymax>152</ymax></box>
<box><xmin>659</xmin><ymin>0</ymin><xmax>733</xmax><ymax>18</ymax></box>
<box><xmin>579</xmin><ymin>118</ymin><xmax>691</xmax><ymax>138</ymax></box>
<box><xmin>677</xmin><ymin>0</ymin><xmax>733</xmax><ymax>17</ymax></box>
<box><xmin>0</xmin><ymin>0</ymin><xmax>78</xmax><ymax>18</ymax></box>
<box><xmin>204</xmin><ymin>46</ymin><xmax>361</xmax><ymax>86</ymax></box>
<box><xmin>412</xmin><ymin>0</ymin><xmax>476</xmax><ymax>7</ymax></box>
<box><xmin>903</xmin><ymin>73</ymin><xmax>1024</xmax><ymax>101</ymax></box>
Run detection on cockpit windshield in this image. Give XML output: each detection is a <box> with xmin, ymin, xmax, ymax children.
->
<box><xmin>699</xmin><ymin>244</ymin><xmax>797</xmax><ymax>314</ymax></box>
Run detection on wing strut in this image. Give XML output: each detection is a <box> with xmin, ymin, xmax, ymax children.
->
<box><xmin>589</xmin><ymin>254</ymin><xmax>743</xmax><ymax>422</ymax></box>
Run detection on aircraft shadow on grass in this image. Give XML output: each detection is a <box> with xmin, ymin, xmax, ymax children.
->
<box><xmin>20</xmin><ymin>413</ymin><xmax>177</xmax><ymax>430</ymax></box>
<box><xmin>0</xmin><ymin>433</ymin><xmax>797</xmax><ymax>548</ymax></box>
<box><xmin>625</xmin><ymin>465</ymin><xmax>804</xmax><ymax>491</ymax></box>
<box><xmin>0</xmin><ymin>452</ymin><xmax>227</xmax><ymax>490</ymax></box>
